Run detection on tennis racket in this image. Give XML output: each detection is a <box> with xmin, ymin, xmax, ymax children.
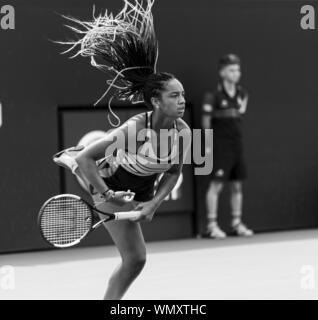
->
<box><xmin>38</xmin><ymin>194</ymin><xmax>141</xmax><ymax>248</ymax></box>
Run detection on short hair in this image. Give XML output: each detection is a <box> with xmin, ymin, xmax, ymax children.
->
<box><xmin>218</xmin><ymin>54</ymin><xmax>241</xmax><ymax>70</ymax></box>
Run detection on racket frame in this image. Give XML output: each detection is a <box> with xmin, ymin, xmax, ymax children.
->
<box><xmin>38</xmin><ymin>194</ymin><xmax>115</xmax><ymax>248</ymax></box>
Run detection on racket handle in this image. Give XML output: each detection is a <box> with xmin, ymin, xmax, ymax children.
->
<box><xmin>114</xmin><ymin>211</ymin><xmax>141</xmax><ymax>221</ymax></box>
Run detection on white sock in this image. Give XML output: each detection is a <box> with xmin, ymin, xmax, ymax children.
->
<box><xmin>207</xmin><ymin>217</ymin><xmax>217</xmax><ymax>229</ymax></box>
<box><xmin>231</xmin><ymin>216</ymin><xmax>241</xmax><ymax>227</ymax></box>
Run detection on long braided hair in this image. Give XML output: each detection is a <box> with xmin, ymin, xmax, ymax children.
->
<box><xmin>58</xmin><ymin>0</ymin><xmax>175</xmax><ymax>126</ymax></box>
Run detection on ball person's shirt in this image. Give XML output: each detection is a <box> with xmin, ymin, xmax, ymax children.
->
<box><xmin>202</xmin><ymin>83</ymin><xmax>248</xmax><ymax>142</ymax></box>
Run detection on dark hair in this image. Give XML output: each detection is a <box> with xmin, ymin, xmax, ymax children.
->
<box><xmin>218</xmin><ymin>53</ymin><xmax>241</xmax><ymax>70</ymax></box>
<box><xmin>142</xmin><ymin>72</ymin><xmax>175</xmax><ymax>108</ymax></box>
<box><xmin>58</xmin><ymin>1</ymin><xmax>174</xmax><ymax>125</ymax></box>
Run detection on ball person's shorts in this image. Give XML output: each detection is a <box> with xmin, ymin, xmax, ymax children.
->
<box><xmin>210</xmin><ymin>138</ymin><xmax>247</xmax><ymax>181</ymax></box>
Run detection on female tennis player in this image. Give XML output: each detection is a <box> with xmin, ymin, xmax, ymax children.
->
<box><xmin>54</xmin><ymin>0</ymin><xmax>191</xmax><ymax>300</ymax></box>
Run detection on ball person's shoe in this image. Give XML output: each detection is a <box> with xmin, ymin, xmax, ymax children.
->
<box><xmin>202</xmin><ymin>224</ymin><xmax>227</xmax><ymax>240</ymax></box>
<box><xmin>231</xmin><ymin>222</ymin><xmax>254</xmax><ymax>237</ymax></box>
<box><xmin>52</xmin><ymin>145</ymin><xmax>84</xmax><ymax>174</ymax></box>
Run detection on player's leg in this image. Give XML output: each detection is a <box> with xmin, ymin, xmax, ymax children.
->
<box><xmin>103</xmin><ymin>218</ymin><xmax>146</xmax><ymax>300</ymax></box>
<box><xmin>93</xmin><ymin>197</ymin><xmax>147</xmax><ymax>300</ymax></box>
<box><xmin>52</xmin><ymin>146</ymin><xmax>96</xmax><ymax>191</ymax></box>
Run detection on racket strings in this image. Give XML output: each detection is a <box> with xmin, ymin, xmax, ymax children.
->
<box><xmin>40</xmin><ymin>197</ymin><xmax>92</xmax><ymax>246</ymax></box>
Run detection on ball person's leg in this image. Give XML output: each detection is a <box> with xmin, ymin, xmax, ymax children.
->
<box><xmin>229</xmin><ymin>156</ymin><xmax>253</xmax><ymax>236</ymax></box>
<box><xmin>206</xmin><ymin>180</ymin><xmax>224</xmax><ymax>226</ymax></box>
<box><xmin>230</xmin><ymin>181</ymin><xmax>243</xmax><ymax>227</ymax></box>
<box><xmin>205</xmin><ymin>180</ymin><xmax>227</xmax><ymax>238</ymax></box>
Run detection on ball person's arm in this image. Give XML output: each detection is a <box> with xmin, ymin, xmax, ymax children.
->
<box><xmin>202</xmin><ymin>92</ymin><xmax>213</xmax><ymax>129</ymax></box>
<box><xmin>238</xmin><ymin>94</ymin><xmax>249</xmax><ymax>114</ymax></box>
<box><xmin>202</xmin><ymin>92</ymin><xmax>213</xmax><ymax>155</ymax></box>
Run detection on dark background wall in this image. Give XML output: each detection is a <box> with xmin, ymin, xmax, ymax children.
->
<box><xmin>0</xmin><ymin>0</ymin><xmax>317</xmax><ymax>253</ymax></box>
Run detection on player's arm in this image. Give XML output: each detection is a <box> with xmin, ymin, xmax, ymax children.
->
<box><xmin>153</xmin><ymin>125</ymin><xmax>191</xmax><ymax>208</ymax></box>
<box><xmin>75</xmin><ymin>115</ymin><xmax>143</xmax><ymax>197</ymax></box>
<box><xmin>135</xmin><ymin>123</ymin><xmax>192</xmax><ymax>221</ymax></box>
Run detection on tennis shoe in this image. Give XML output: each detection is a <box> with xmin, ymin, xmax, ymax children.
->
<box><xmin>232</xmin><ymin>222</ymin><xmax>254</xmax><ymax>237</ymax></box>
<box><xmin>203</xmin><ymin>224</ymin><xmax>227</xmax><ymax>239</ymax></box>
<box><xmin>53</xmin><ymin>145</ymin><xmax>84</xmax><ymax>174</ymax></box>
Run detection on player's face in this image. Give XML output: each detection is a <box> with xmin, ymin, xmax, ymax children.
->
<box><xmin>220</xmin><ymin>64</ymin><xmax>241</xmax><ymax>84</ymax></box>
<box><xmin>157</xmin><ymin>78</ymin><xmax>186</xmax><ymax>118</ymax></box>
